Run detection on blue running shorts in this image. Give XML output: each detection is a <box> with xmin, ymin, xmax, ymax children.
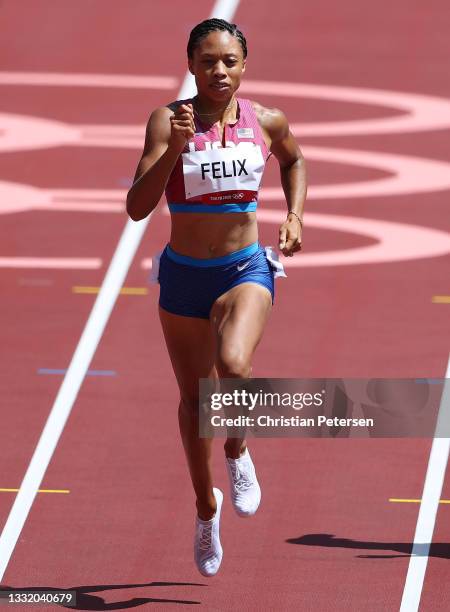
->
<box><xmin>153</xmin><ymin>241</ymin><xmax>282</xmax><ymax>319</ymax></box>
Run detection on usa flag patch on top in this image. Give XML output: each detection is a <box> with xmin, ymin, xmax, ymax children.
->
<box><xmin>237</xmin><ymin>127</ymin><xmax>254</xmax><ymax>138</ymax></box>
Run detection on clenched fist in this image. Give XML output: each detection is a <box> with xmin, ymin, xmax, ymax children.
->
<box><xmin>169</xmin><ymin>103</ymin><xmax>195</xmax><ymax>151</ymax></box>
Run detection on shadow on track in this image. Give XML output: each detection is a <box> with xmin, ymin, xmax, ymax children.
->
<box><xmin>0</xmin><ymin>581</ymin><xmax>205</xmax><ymax>608</ymax></box>
<box><xmin>286</xmin><ymin>533</ymin><xmax>450</xmax><ymax>559</ymax></box>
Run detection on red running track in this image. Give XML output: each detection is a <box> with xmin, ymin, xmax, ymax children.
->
<box><xmin>1</xmin><ymin>0</ymin><xmax>449</xmax><ymax>610</ymax></box>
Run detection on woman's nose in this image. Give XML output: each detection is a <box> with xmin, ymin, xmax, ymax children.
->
<box><xmin>212</xmin><ymin>61</ymin><xmax>227</xmax><ymax>77</ymax></box>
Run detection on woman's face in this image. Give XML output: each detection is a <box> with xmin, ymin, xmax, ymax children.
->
<box><xmin>188</xmin><ymin>30</ymin><xmax>246</xmax><ymax>101</ymax></box>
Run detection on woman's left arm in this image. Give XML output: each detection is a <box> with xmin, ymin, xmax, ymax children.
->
<box><xmin>259</xmin><ymin>107</ymin><xmax>307</xmax><ymax>257</ymax></box>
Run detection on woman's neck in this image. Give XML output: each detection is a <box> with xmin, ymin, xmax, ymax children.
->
<box><xmin>193</xmin><ymin>94</ymin><xmax>238</xmax><ymax>125</ymax></box>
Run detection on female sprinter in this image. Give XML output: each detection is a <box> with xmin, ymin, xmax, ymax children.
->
<box><xmin>126</xmin><ymin>18</ymin><xmax>306</xmax><ymax>577</ymax></box>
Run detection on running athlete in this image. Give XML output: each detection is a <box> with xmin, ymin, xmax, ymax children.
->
<box><xmin>126</xmin><ymin>19</ymin><xmax>307</xmax><ymax>577</ymax></box>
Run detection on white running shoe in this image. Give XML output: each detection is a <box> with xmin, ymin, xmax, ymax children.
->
<box><xmin>194</xmin><ymin>487</ymin><xmax>223</xmax><ymax>577</ymax></box>
<box><xmin>225</xmin><ymin>447</ymin><xmax>261</xmax><ymax>517</ymax></box>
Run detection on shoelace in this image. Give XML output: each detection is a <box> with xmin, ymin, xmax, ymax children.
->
<box><xmin>198</xmin><ymin>523</ymin><xmax>213</xmax><ymax>550</ymax></box>
<box><xmin>229</xmin><ymin>461</ymin><xmax>253</xmax><ymax>491</ymax></box>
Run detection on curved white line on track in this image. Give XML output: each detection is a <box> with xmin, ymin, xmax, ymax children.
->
<box><xmin>255</xmin><ymin>210</ymin><xmax>450</xmax><ymax>267</ymax></box>
<box><xmin>3</xmin><ymin>181</ymin><xmax>450</xmax><ymax>268</ymax></box>
<box><xmin>240</xmin><ymin>80</ymin><xmax>450</xmax><ymax>136</ymax></box>
<box><xmin>0</xmin><ymin>71</ymin><xmax>177</xmax><ymax>89</ymax></box>
<box><xmin>3</xmin><ymin>72</ymin><xmax>450</xmax><ymax>136</ymax></box>
<box><xmin>0</xmin><ymin>180</ymin><xmax>128</xmax><ymax>215</ymax></box>
<box><xmin>262</xmin><ymin>146</ymin><xmax>450</xmax><ymax>199</ymax></box>
<box><xmin>3</xmin><ymin>139</ymin><xmax>450</xmax><ymax>207</ymax></box>
<box><xmin>0</xmin><ymin>0</ymin><xmax>241</xmax><ymax>584</ymax></box>
<box><xmin>151</xmin><ymin>207</ymin><xmax>450</xmax><ymax>268</ymax></box>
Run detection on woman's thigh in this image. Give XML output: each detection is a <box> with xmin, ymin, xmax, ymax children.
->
<box><xmin>210</xmin><ymin>282</ymin><xmax>273</xmax><ymax>374</ymax></box>
<box><xmin>158</xmin><ymin>306</ymin><xmax>217</xmax><ymax>402</ymax></box>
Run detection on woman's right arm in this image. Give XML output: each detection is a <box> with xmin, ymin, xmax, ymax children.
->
<box><xmin>126</xmin><ymin>104</ymin><xmax>194</xmax><ymax>221</ymax></box>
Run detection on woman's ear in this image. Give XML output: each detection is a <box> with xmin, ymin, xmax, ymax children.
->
<box><xmin>188</xmin><ymin>58</ymin><xmax>194</xmax><ymax>75</ymax></box>
<box><xmin>241</xmin><ymin>59</ymin><xmax>247</xmax><ymax>74</ymax></box>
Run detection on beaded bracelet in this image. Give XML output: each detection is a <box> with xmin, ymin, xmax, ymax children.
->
<box><xmin>287</xmin><ymin>210</ymin><xmax>303</xmax><ymax>229</ymax></box>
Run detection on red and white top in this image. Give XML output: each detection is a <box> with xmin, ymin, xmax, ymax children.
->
<box><xmin>165</xmin><ymin>97</ymin><xmax>270</xmax><ymax>207</ymax></box>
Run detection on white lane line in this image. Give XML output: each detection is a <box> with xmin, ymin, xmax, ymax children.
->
<box><xmin>400</xmin><ymin>357</ymin><xmax>450</xmax><ymax>612</ymax></box>
<box><xmin>0</xmin><ymin>257</ymin><xmax>102</xmax><ymax>269</ymax></box>
<box><xmin>0</xmin><ymin>0</ymin><xmax>241</xmax><ymax>582</ymax></box>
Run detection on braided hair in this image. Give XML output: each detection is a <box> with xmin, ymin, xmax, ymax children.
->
<box><xmin>187</xmin><ymin>18</ymin><xmax>247</xmax><ymax>59</ymax></box>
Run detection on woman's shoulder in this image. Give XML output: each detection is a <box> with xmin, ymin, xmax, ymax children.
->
<box><xmin>247</xmin><ymin>99</ymin><xmax>289</xmax><ymax>140</ymax></box>
<box><xmin>144</xmin><ymin>99</ymin><xmax>191</xmax><ymax>136</ymax></box>
<box><xmin>248</xmin><ymin>99</ymin><xmax>288</xmax><ymax>127</ymax></box>
<box><xmin>147</xmin><ymin>98</ymin><xmax>192</xmax><ymax>120</ymax></box>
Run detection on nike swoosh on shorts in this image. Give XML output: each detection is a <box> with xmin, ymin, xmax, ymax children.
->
<box><xmin>237</xmin><ymin>260</ymin><xmax>250</xmax><ymax>271</ymax></box>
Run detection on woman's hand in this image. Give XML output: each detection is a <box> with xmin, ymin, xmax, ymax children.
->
<box><xmin>169</xmin><ymin>103</ymin><xmax>195</xmax><ymax>151</ymax></box>
<box><xmin>279</xmin><ymin>216</ymin><xmax>302</xmax><ymax>257</ymax></box>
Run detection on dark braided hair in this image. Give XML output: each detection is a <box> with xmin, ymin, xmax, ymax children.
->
<box><xmin>187</xmin><ymin>18</ymin><xmax>247</xmax><ymax>59</ymax></box>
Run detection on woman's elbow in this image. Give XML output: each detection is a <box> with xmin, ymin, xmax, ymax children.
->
<box><xmin>126</xmin><ymin>193</ymin><xmax>145</xmax><ymax>222</ymax></box>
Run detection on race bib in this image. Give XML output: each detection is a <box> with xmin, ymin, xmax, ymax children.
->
<box><xmin>182</xmin><ymin>143</ymin><xmax>265</xmax><ymax>201</ymax></box>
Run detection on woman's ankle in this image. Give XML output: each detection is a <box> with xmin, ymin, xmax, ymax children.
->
<box><xmin>224</xmin><ymin>441</ymin><xmax>247</xmax><ymax>459</ymax></box>
<box><xmin>196</xmin><ymin>496</ymin><xmax>217</xmax><ymax>521</ymax></box>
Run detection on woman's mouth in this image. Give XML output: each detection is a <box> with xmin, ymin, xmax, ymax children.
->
<box><xmin>210</xmin><ymin>83</ymin><xmax>230</xmax><ymax>90</ymax></box>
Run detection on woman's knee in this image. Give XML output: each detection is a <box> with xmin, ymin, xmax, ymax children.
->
<box><xmin>216</xmin><ymin>345</ymin><xmax>251</xmax><ymax>378</ymax></box>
